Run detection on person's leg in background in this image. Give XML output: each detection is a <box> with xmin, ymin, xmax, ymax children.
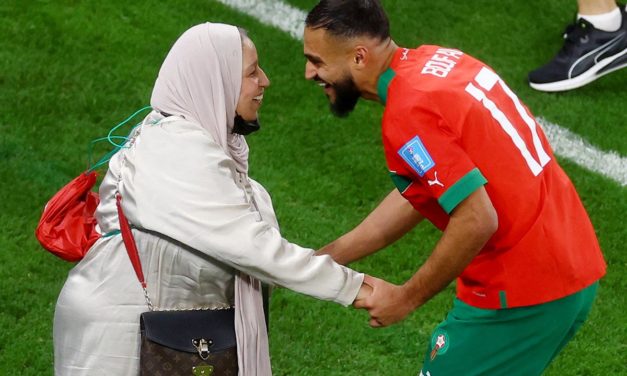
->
<box><xmin>528</xmin><ymin>1</ymin><xmax>627</xmax><ymax>92</ymax></box>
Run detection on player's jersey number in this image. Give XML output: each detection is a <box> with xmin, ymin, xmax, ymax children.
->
<box><xmin>465</xmin><ymin>67</ymin><xmax>551</xmax><ymax>176</ymax></box>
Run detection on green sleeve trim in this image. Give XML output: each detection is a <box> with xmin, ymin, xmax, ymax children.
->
<box><xmin>389</xmin><ymin>171</ymin><xmax>412</xmax><ymax>193</ymax></box>
<box><xmin>377</xmin><ymin>68</ymin><xmax>396</xmax><ymax>105</ymax></box>
<box><xmin>438</xmin><ymin>168</ymin><xmax>487</xmax><ymax>214</ymax></box>
<box><xmin>499</xmin><ymin>291</ymin><xmax>507</xmax><ymax>309</ymax></box>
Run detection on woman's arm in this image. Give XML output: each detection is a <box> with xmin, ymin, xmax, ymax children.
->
<box><xmin>120</xmin><ymin>120</ymin><xmax>365</xmax><ymax>306</ymax></box>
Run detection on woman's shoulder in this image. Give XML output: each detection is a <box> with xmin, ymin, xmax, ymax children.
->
<box><xmin>134</xmin><ymin>116</ymin><xmax>233</xmax><ymax>170</ymax></box>
<box><xmin>138</xmin><ymin>115</ymin><xmax>226</xmax><ymax>153</ymax></box>
<box><xmin>152</xmin><ymin>116</ymin><xmax>214</xmax><ymax>140</ymax></box>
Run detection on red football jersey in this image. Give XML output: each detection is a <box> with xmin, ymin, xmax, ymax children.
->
<box><xmin>379</xmin><ymin>46</ymin><xmax>605</xmax><ymax>309</ymax></box>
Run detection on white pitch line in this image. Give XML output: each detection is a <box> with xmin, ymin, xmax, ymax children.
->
<box><xmin>216</xmin><ymin>0</ymin><xmax>306</xmax><ymax>40</ymax></box>
<box><xmin>216</xmin><ymin>0</ymin><xmax>627</xmax><ymax>187</ymax></box>
<box><xmin>537</xmin><ymin>118</ymin><xmax>627</xmax><ymax>186</ymax></box>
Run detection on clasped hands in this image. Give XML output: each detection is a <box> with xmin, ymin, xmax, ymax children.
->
<box><xmin>353</xmin><ymin>275</ymin><xmax>416</xmax><ymax>327</ymax></box>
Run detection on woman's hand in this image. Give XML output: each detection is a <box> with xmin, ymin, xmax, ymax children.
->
<box><xmin>353</xmin><ymin>277</ymin><xmax>373</xmax><ymax>303</ymax></box>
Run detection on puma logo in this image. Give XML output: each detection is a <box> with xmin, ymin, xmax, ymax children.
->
<box><xmin>428</xmin><ymin>172</ymin><xmax>444</xmax><ymax>187</ymax></box>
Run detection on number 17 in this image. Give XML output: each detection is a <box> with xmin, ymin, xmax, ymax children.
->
<box><xmin>465</xmin><ymin>67</ymin><xmax>551</xmax><ymax>176</ymax></box>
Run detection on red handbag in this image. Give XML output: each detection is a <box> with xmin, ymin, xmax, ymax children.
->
<box><xmin>35</xmin><ymin>171</ymin><xmax>101</xmax><ymax>261</ymax></box>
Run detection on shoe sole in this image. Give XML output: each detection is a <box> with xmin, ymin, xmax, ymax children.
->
<box><xmin>529</xmin><ymin>47</ymin><xmax>627</xmax><ymax>92</ymax></box>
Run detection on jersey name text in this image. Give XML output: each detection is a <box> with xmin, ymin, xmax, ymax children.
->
<box><xmin>421</xmin><ymin>48</ymin><xmax>464</xmax><ymax>78</ymax></box>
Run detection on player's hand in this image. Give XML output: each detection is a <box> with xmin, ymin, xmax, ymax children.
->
<box><xmin>353</xmin><ymin>275</ymin><xmax>415</xmax><ymax>327</ymax></box>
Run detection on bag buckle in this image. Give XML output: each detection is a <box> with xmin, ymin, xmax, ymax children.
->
<box><xmin>192</xmin><ymin>338</ymin><xmax>213</xmax><ymax>360</ymax></box>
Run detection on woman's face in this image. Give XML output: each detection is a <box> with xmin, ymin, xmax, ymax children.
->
<box><xmin>236</xmin><ymin>37</ymin><xmax>270</xmax><ymax>121</ymax></box>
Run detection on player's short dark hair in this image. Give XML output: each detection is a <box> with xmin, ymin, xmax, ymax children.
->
<box><xmin>305</xmin><ymin>0</ymin><xmax>390</xmax><ymax>41</ymax></box>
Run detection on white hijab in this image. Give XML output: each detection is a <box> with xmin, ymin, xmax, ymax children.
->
<box><xmin>149</xmin><ymin>23</ymin><xmax>271</xmax><ymax>374</ymax></box>
<box><xmin>150</xmin><ymin>22</ymin><xmax>249</xmax><ymax>173</ymax></box>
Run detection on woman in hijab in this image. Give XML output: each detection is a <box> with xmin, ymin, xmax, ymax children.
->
<box><xmin>53</xmin><ymin>23</ymin><xmax>371</xmax><ymax>375</ymax></box>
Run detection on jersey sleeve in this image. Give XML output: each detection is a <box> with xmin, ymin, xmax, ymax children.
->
<box><xmin>384</xmin><ymin>95</ymin><xmax>487</xmax><ymax>214</ymax></box>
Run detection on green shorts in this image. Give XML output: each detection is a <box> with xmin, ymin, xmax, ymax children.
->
<box><xmin>419</xmin><ymin>282</ymin><xmax>598</xmax><ymax>376</ymax></box>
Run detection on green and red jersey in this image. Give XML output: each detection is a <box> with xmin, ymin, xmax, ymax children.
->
<box><xmin>379</xmin><ymin>46</ymin><xmax>605</xmax><ymax>309</ymax></box>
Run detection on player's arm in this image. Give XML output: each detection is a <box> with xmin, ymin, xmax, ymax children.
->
<box><xmin>317</xmin><ymin>188</ymin><xmax>424</xmax><ymax>265</ymax></box>
<box><xmin>356</xmin><ymin>186</ymin><xmax>497</xmax><ymax>326</ymax></box>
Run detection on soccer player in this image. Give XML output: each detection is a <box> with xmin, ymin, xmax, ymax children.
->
<box><xmin>303</xmin><ymin>0</ymin><xmax>607</xmax><ymax>374</ymax></box>
<box><xmin>529</xmin><ymin>1</ymin><xmax>627</xmax><ymax>91</ymax></box>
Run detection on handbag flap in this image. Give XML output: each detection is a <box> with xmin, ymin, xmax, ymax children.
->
<box><xmin>140</xmin><ymin>309</ymin><xmax>236</xmax><ymax>353</ymax></box>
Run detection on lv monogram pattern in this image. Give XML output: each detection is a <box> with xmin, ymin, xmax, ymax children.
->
<box><xmin>140</xmin><ymin>338</ymin><xmax>238</xmax><ymax>376</ymax></box>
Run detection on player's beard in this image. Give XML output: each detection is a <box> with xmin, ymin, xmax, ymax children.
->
<box><xmin>329</xmin><ymin>73</ymin><xmax>360</xmax><ymax>118</ymax></box>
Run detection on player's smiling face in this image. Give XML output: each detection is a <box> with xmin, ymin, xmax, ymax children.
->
<box><xmin>304</xmin><ymin>27</ymin><xmax>361</xmax><ymax>117</ymax></box>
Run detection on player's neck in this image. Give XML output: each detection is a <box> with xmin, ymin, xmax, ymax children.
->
<box><xmin>359</xmin><ymin>39</ymin><xmax>398</xmax><ymax>102</ymax></box>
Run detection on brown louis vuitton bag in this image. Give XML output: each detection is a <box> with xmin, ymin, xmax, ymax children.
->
<box><xmin>140</xmin><ymin>309</ymin><xmax>238</xmax><ymax>376</ymax></box>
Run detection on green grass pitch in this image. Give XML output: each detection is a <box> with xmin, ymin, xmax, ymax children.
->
<box><xmin>0</xmin><ymin>0</ymin><xmax>625</xmax><ymax>374</ymax></box>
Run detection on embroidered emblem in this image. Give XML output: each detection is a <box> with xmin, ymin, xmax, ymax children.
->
<box><xmin>398</xmin><ymin>136</ymin><xmax>435</xmax><ymax>177</ymax></box>
<box><xmin>427</xmin><ymin>171</ymin><xmax>444</xmax><ymax>187</ymax></box>
<box><xmin>430</xmin><ymin>330</ymin><xmax>450</xmax><ymax>360</ymax></box>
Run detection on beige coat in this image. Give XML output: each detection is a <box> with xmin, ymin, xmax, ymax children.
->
<box><xmin>53</xmin><ymin>114</ymin><xmax>364</xmax><ymax>375</ymax></box>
